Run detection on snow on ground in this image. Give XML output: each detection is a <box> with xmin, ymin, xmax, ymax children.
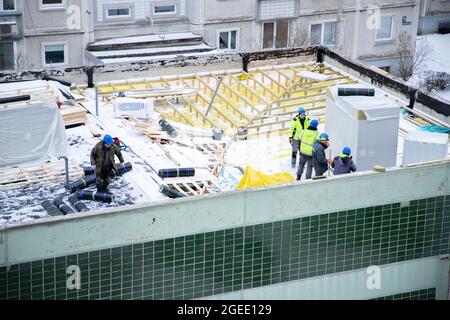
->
<box><xmin>410</xmin><ymin>33</ymin><xmax>450</xmax><ymax>102</ymax></box>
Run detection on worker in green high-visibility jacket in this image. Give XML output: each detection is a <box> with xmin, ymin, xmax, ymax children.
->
<box><xmin>297</xmin><ymin>119</ymin><xmax>319</xmax><ymax>180</ymax></box>
<box><xmin>289</xmin><ymin>108</ymin><xmax>311</xmax><ymax>168</ymax></box>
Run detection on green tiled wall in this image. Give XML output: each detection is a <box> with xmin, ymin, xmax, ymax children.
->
<box><xmin>371</xmin><ymin>288</ymin><xmax>436</xmax><ymax>300</ymax></box>
<box><xmin>1</xmin><ymin>195</ymin><xmax>449</xmax><ymax>300</ymax></box>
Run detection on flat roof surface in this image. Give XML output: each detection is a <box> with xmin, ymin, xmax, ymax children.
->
<box><xmin>0</xmin><ymin>60</ymin><xmax>448</xmax><ymax>226</ymax></box>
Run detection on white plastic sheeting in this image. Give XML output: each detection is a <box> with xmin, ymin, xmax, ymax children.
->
<box><xmin>402</xmin><ymin>131</ymin><xmax>448</xmax><ymax>165</ymax></box>
<box><xmin>325</xmin><ymin>86</ymin><xmax>400</xmax><ymax>171</ymax></box>
<box><xmin>0</xmin><ymin>102</ymin><xmax>68</xmax><ymax>167</ymax></box>
<box><xmin>113</xmin><ymin>98</ymin><xmax>154</xmax><ymax>119</ymax></box>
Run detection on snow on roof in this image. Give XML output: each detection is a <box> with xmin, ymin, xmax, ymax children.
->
<box><xmin>90</xmin><ymin>43</ymin><xmax>215</xmax><ymax>58</ymax></box>
<box><xmin>0</xmin><ymin>80</ymin><xmax>61</xmax><ymax>106</ymax></box>
<box><xmin>90</xmin><ymin>32</ymin><xmax>202</xmax><ymax>47</ymax></box>
<box><xmin>99</xmin><ymin>49</ymin><xmax>220</xmax><ymax>64</ymax></box>
<box><xmin>1</xmin><ymin>61</ymin><xmax>448</xmax><ymax>226</ymax></box>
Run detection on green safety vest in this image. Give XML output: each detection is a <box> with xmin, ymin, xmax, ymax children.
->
<box><xmin>299</xmin><ymin>129</ymin><xmax>319</xmax><ymax>156</ymax></box>
<box><xmin>290</xmin><ymin>116</ymin><xmax>311</xmax><ymax>140</ymax></box>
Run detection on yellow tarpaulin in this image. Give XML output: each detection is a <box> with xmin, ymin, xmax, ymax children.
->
<box><xmin>236</xmin><ymin>166</ymin><xmax>295</xmax><ymax>190</ymax></box>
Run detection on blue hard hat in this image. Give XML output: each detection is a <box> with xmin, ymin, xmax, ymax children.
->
<box><xmin>343</xmin><ymin>147</ymin><xmax>351</xmax><ymax>155</ymax></box>
<box><xmin>103</xmin><ymin>134</ymin><xmax>113</xmax><ymax>145</ymax></box>
<box><xmin>298</xmin><ymin>108</ymin><xmax>306</xmax><ymax>115</ymax></box>
<box><xmin>319</xmin><ymin>133</ymin><xmax>329</xmax><ymax>141</ymax></box>
<box><xmin>310</xmin><ymin>119</ymin><xmax>319</xmax><ymax>128</ymax></box>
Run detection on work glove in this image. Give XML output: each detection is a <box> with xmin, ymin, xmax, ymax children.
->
<box><xmin>289</xmin><ymin>137</ymin><xmax>293</xmax><ymax>145</ymax></box>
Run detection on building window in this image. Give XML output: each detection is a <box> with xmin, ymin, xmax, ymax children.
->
<box><xmin>106</xmin><ymin>8</ymin><xmax>131</xmax><ymax>18</ymax></box>
<box><xmin>40</xmin><ymin>0</ymin><xmax>64</xmax><ymax>10</ymax></box>
<box><xmin>0</xmin><ymin>41</ymin><xmax>15</xmax><ymax>71</ymax></box>
<box><xmin>310</xmin><ymin>21</ymin><xmax>336</xmax><ymax>47</ymax></box>
<box><xmin>376</xmin><ymin>16</ymin><xmax>394</xmax><ymax>41</ymax></box>
<box><xmin>218</xmin><ymin>29</ymin><xmax>238</xmax><ymax>52</ymax></box>
<box><xmin>153</xmin><ymin>5</ymin><xmax>176</xmax><ymax>15</ymax></box>
<box><xmin>0</xmin><ymin>0</ymin><xmax>15</xmax><ymax>11</ymax></box>
<box><xmin>263</xmin><ymin>20</ymin><xmax>288</xmax><ymax>49</ymax></box>
<box><xmin>259</xmin><ymin>0</ymin><xmax>296</xmax><ymax>21</ymax></box>
<box><xmin>42</xmin><ymin>43</ymin><xmax>67</xmax><ymax>66</ymax></box>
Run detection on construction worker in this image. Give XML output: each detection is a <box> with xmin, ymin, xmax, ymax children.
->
<box><xmin>297</xmin><ymin>119</ymin><xmax>319</xmax><ymax>180</ymax></box>
<box><xmin>332</xmin><ymin>147</ymin><xmax>357</xmax><ymax>175</ymax></box>
<box><xmin>289</xmin><ymin>108</ymin><xmax>311</xmax><ymax>168</ymax></box>
<box><xmin>312</xmin><ymin>133</ymin><xmax>332</xmax><ymax>177</ymax></box>
<box><xmin>90</xmin><ymin>134</ymin><xmax>125</xmax><ymax>192</ymax></box>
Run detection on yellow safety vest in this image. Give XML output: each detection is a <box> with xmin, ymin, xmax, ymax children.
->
<box><xmin>293</xmin><ymin>116</ymin><xmax>311</xmax><ymax>140</ymax></box>
<box><xmin>300</xmin><ymin>129</ymin><xmax>319</xmax><ymax>156</ymax></box>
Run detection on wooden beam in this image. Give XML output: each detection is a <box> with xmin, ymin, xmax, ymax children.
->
<box><xmin>255</xmin><ymin>68</ymin><xmax>287</xmax><ymax>94</ymax></box>
<box><xmin>245</xmin><ymin>72</ymin><xmax>278</xmax><ymax>98</ymax></box>
<box><xmin>179</xmin><ymin>97</ymin><xmax>216</xmax><ymax>128</ymax></box>
<box><xmin>260</xmin><ymin>101</ymin><xmax>326</xmax><ymax>117</ymax></box>
<box><xmin>271</xmin><ymin>66</ymin><xmax>291</xmax><ymax>86</ymax></box>
<box><xmin>290</xmin><ymin>73</ymin><xmax>345</xmax><ymax>89</ymax></box>
<box><xmin>196</xmin><ymin>92</ymin><xmax>240</xmax><ymax>128</ymax></box>
<box><xmin>208</xmin><ymin>74</ymin><xmax>260</xmax><ymax>114</ymax></box>
<box><xmin>195</xmin><ymin>76</ymin><xmax>252</xmax><ymax>122</ymax></box>
<box><xmin>281</xmin><ymin>79</ymin><xmax>356</xmax><ymax>97</ymax></box>
<box><xmin>164</xmin><ymin>100</ymin><xmax>196</xmax><ymax>126</ymax></box>
<box><xmin>225</xmin><ymin>72</ymin><xmax>270</xmax><ymax>105</ymax></box>
<box><xmin>267</xmin><ymin>105</ymin><xmax>326</xmax><ymax>118</ymax></box>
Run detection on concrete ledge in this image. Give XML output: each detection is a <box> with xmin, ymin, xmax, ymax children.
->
<box><xmin>1</xmin><ymin>160</ymin><xmax>449</xmax><ymax>267</ymax></box>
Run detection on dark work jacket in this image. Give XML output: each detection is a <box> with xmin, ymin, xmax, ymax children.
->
<box><xmin>312</xmin><ymin>140</ymin><xmax>328</xmax><ymax>176</ymax></box>
<box><xmin>332</xmin><ymin>155</ymin><xmax>357</xmax><ymax>175</ymax></box>
<box><xmin>90</xmin><ymin>141</ymin><xmax>124</xmax><ymax>176</ymax></box>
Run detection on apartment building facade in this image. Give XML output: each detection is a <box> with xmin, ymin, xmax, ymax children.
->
<box><xmin>1</xmin><ymin>0</ymin><xmax>421</xmax><ymax>74</ymax></box>
<box><xmin>418</xmin><ymin>0</ymin><xmax>450</xmax><ymax>34</ymax></box>
<box><xmin>0</xmin><ymin>0</ymin><xmax>92</xmax><ymax>71</ymax></box>
<box><xmin>198</xmin><ymin>0</ymin><xmax>420</xmax><ymax>73</ymax></box>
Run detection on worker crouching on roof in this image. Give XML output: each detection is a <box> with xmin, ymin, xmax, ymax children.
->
<box><xmin>90</xmin><ymin>134</ymin><xmax>125</xmax><ymax>192</ymax></box>
<box><xmin>312</xmin><ymin>133</ymin><xmax>332</xmax><ymax>177</ymax></box>
<box><xmin>297</xmin><ymin>119</ymin><xmax>319</xmax><ymax>180</ymax></box>
<box><xmin>332</xmin><ymin>147</ymin><xmax>357</xmax><ymax>175</ymax></box>
<box><xmin>289</xmin><ymin>108</ymin><xmax>310</xmax><ymax>168</ymax></box>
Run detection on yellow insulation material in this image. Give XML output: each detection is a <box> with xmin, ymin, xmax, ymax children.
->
<box><xmin>236</xmin><ymin>166</ymin><xmax>295</xmax><ymax>190</ymax></box>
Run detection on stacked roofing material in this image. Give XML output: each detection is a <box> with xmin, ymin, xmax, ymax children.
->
<box><xmin>402</xmin><ymin>131</ymin><xmax>449</xmax><ymax>165</ymax></box>
<box><xmin>325</xmin><ymin>86</ymin><xmax>401</xmax><ymax>171</ymax></box>
<box><xmin>60</xmin><ymin>104</ymin><xmax>88</xmax><ymax>127</ymax></box>
<box><xmin>42</xmin><ymin>162</ymin><xmax>134</xmax><ymax>215</ymax></box>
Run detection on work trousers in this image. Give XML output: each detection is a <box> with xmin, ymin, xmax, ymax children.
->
<box><xmin>291</xmin><ymin>139</ymin><xmax>300</xmax><ymax>166</ymax></box>
<box><xmin>96</xmin><ymin>167</ymin><xmax>112</xmax><ymax>192</ymax></box>
<box><xmin>297</xmin><ymin>154</ymin><xmax>313</xmax><ymax>180</ymax></box>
